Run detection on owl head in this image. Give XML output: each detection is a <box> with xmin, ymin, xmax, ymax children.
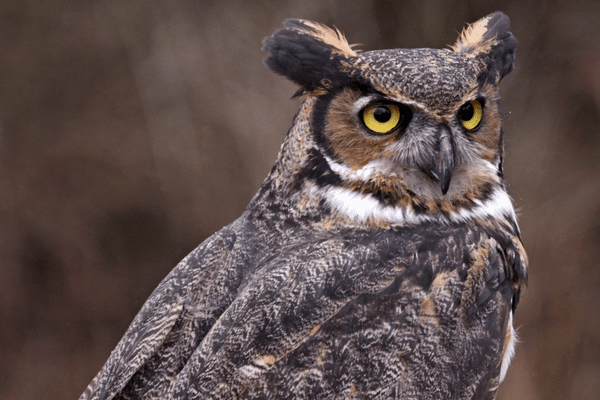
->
<box><xmin>261</xmin><ymin>12</ymin><xmax>518</xmax><ymax>225</ymax></box>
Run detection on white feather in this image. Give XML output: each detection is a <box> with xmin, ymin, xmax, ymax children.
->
<box><xmin>321</xmin><ymin>184</ymin><xmax>516</xmax><ymax>226</ymax></box>
<box><xmin>500</xmin><ymin>313</ymin><xmax>517</xmax><ymax>382</ymax></box>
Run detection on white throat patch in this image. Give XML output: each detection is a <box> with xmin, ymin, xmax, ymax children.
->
<box><xmin>319</xmin><ymin>184</ymin><xmax>516</xmax><ymax>226</ymax></box>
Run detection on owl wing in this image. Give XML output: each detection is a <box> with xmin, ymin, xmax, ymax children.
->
<box><xmin>166</xmin><ymin>230</ymin><xmax>405</xmax><ymax>399</ymax></box>
<box><xmin>80</xmin><ymin>221</ymin><xmax>242</xmax><ymax>400</ymax></box>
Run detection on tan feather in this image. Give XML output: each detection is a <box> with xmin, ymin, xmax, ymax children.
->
<box><xmin>451</xmin><ymin>14</ymin><xmax>497</xmax><ymax>56</ymax></box>
<box><xmin>301</xmin><ymin>20</ymin><xmax>358</xmax><ymax>58</ymax></box>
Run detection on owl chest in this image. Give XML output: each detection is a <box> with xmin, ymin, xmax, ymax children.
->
<box><xmin>234</xmin><ymin>221</ymin><xmax>510</xmax><ymax>399</ymax></box>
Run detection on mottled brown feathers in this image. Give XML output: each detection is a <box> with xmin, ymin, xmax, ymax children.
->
<box><xmin>81</xmin><ymin>11</ymin><xmax>527</xmax><ymax>400</ymax></box>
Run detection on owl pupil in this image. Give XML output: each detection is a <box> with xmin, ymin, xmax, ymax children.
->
<box><xmin>459</xmin><ymin>103</ymin><xmax>474</xmax><ymax>120</ymax></box>
<box><xmin>373</xmin><ymin>107</ymin><xmax>391</xmax><ymax>123</ymax></box>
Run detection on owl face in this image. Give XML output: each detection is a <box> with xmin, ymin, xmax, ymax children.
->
<box><xmin>312</xmin><ymin>55</ymin><xmax>504</xmax><ymax>200</ymax></box>
<box><xmin>263</xmin><ymin>13</ymin><xmax>517</xmax><ymax>225</ymax></box>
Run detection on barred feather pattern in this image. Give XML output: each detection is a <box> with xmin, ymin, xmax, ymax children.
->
<box><xmin>82</xmin><ymin>177</ymin><xmax>524</xmax><ymax>399</ymax></box>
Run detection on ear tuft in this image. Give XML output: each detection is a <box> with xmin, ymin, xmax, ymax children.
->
<box><xmin>262</xmin><ymin>19</ymin><xmax>359</xmax><ymax>93</ymax></box>
<box><xmin>451</xmin><ymin>11</ymin><xmax>517</xmax><ymax>83</ymax></box>
<box><xmin>294</xmin><ymin>20</ymin><xmax>358</xmax><ymax>58</ymax></box>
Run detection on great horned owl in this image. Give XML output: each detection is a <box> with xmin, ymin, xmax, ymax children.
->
<box><xmin>81</xmin><ymin>11</ymin><xmax>527</xmax><ymax>400</ymax></box>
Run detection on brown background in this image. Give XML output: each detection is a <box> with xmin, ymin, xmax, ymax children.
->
<box><xmin>1</xmin><ymin>0</ymin><xmax>599</xmax><ymax>399</ymax></box>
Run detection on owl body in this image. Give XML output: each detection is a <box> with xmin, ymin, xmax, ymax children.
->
<box><xmin>82</xmin><ymin>12</ymin><xmax>527</xmax><ymax>400</ymax></box>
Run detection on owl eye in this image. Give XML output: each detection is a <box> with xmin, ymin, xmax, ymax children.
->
<box><xmin>361</xmin><ymin>104</ymin><xmax>402</xmax><ymax>134</ymax></box>
<box><xmin>458</xmin><ymin>99</ymin><xmax>484</xmax><ymax>130</ymax></box>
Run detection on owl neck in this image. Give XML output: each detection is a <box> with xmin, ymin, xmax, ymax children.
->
<box><xmin>250</xmin><ymin>96</ymin><xmax>519</xmax><ymax>232</ymax></box>
<box><xmin>252</xmin><ymin>97</ymin><xmax>322</xmax><ymax>197</ymax></box>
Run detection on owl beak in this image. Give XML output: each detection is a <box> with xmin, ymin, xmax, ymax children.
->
<box><xmin>424</xmin><ymin>125</ymin><xmax>455</xmax><ymax>195</ymax></box>
<box><xmin>438</xmin><ymin>127</ymin><xmax>454</xmax><ymax>195</ymax></box>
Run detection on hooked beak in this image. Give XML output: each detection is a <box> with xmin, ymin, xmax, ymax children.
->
<box><xmin>424</xmin><ymin>125</ymin><xmax>455</xmax><ymax>195</ymax></box>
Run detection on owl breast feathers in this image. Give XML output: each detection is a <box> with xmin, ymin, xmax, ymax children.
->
<box><xmin>81</xmin><ymin>11</ymin><xmax>527</xmax><ymax>400</ymax></box>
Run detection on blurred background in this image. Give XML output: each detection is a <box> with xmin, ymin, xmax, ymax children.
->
<box><xmin>1</xmin><ymin>0</ymin><xmax>599</xmax><ymax>399</ymax></box>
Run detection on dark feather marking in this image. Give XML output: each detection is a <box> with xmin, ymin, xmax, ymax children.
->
<box><xmin>295</xmin><ymin>148</ymin><xmax>343</xmax><ymax>189</ymax></box>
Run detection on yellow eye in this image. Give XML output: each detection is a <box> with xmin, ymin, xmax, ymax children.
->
<box><xmin>458</xmin><ymin>99</ymin><xmax>483</xmax><ymax>130</ymax></box>
<box><xmin>362</xmin><ymin>104</ymin><xmax>401</xmax><ymax>134</ymax></box>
